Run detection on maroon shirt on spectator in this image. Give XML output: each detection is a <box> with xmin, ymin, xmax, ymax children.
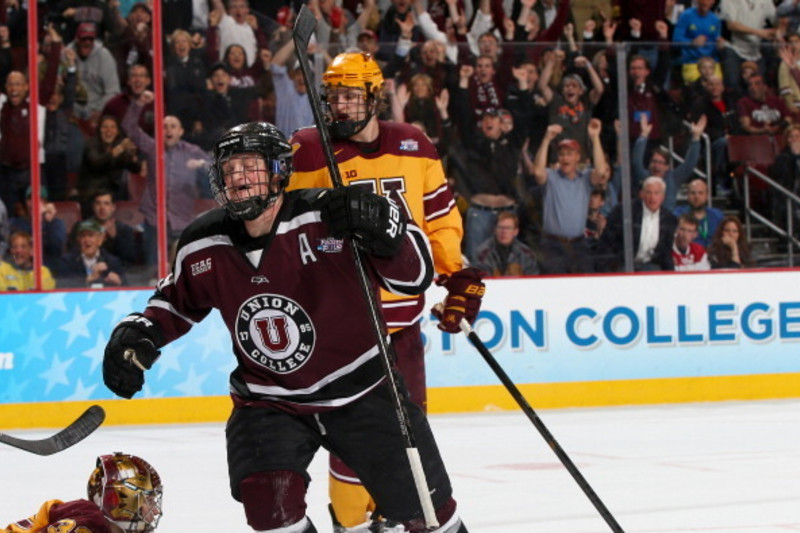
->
<box><xmin>737</xmin><ymin>93</ymin><xmax>792</xmax><ymax>131</ymax></box>
<box><xmin>102</xmin><ymin>92</ymin><xmax>155</xmax><ymax>136</ymax></box>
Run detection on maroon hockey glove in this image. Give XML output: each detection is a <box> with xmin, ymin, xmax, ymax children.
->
<box><xmin>103</xmin><ymin>313</ymin><xmax>164</xmax><ymax>399</ymax></box>
<box><xmin>314</xmin><ymin>186</ymin><xmax>407</xmax><ymax>257</ymax></box>
<box><xmin>431</xmin><ymin>268</ymin><xmax>486</xmax><ymax>333</ymax></box>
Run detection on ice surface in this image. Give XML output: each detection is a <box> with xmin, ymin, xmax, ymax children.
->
<box><xmin>2</xmin><ymin>399</ymin><xmax>799</xmax><ymax>532</ymax></box>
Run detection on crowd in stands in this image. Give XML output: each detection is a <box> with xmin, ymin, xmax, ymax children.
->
<box><xmin>0</xmin><ymin>0</ymin><xmax>795</xmax><ymax>290</ymax></box>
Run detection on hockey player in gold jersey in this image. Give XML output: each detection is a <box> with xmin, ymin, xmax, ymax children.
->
<box><xmin>289</xmin><ymin>52</ymin><xmax>485</xmax><ymax>533</ymax></box>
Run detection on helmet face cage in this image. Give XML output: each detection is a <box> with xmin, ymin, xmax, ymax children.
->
<box><xmin>322</xmin><ymin>53</ymin><xmax>384</xmax><ymax>139</ymax></box>
<box><xmin>87</xmin><ymin>453</ymin><xmax>163</xmax><ymax>533</ymax></box>
<box><xmin>209</xmin><ymin>122</ymin><xmax>293</xmax><ymax>221</ymax></box>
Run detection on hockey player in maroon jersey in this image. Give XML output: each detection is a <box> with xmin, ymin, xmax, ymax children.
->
<box><xmin>5</xmin><ymin>452</ymin><xmax>162</xmax><ymax>533</ymax></box>
<box><xmin>102</xmin><ymin>122</ymin><xmax>470</xmax><ymax>533</ymax></box>
<box><xmin>290</xmin><ymin>51</ymin><xmax>484</xmax><ymax>533</ymax></box>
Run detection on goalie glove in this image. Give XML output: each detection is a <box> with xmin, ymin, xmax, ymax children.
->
<box><xmin>431</xmin><ymin>268</ymin><xmax>486</xmax><ymax>333</ymax></box>
<box><xmin>103</xmin><ymin>313</ymin><xmax>164</xmax><ymax>399</ymax></box>
<box><xmin>314</xmin><ymin>186</ymin><xmax>407</xmax><ymax>257</ymax></box>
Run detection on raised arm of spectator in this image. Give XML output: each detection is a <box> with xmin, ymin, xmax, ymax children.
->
<box><xmin>778</xmin><ymin>43</ymin><xmax>800</xmax><ymax>94</ymax></box>
<box><xmin>588</xmin><ymin>118</ymin><xmax>609</xmax><ymax>185</ymax></box>
<box><xmin>39</xmin><ymin>24</ymin><xmax>63</xmax><ymax>106</ymax></box>
<box><xmin>533</xmin><ymin>124</ymin><xmax>561</xmax><ymax>185</ymax></box>
<box><xmin>467</xmin><ymin>0</ymin><xmax>493</xmax><ymax>56</ymax></box>
<box><xmin>121</xmin><ymin>91</ymin><xmax>155</xmax><ymax>155</ymax></box>
<box><xmin>631</xmin><ymin>114</ymin><xmax>651</xmax><ymax>184</ymax></box>
<box><xmin>574</xmin><ymin>54</ymin><xmax>604</xmax><ymax>105</ymax></box>
<box><xmin>535</xmin><ymin>0</ymin><xmax>573</xmax><ymax>43</ymax></box>
<box><xmin>451</xmin><ymin>64</ymin><xmax>477</xmax><ymax>145</ymax></box>
<box><xmin>673</xmin><ymin>115</ymin><xmax>706</xmax><ymax>182</ymax></box>
<box><xmin>537</xmin><ymin>53</ymin><xmax>556</xmax><ymax>104</ymax></box>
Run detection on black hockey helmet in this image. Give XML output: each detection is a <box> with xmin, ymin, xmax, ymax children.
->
<box><xmin>209</xmin><ymin>122</ymin><xmax>293</xmax><ymax>221</ymax></box>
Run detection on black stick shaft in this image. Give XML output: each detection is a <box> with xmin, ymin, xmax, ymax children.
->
<box><xmin>292</xmin><ymin>6</ymin><xmax>438</xmax><ymax>526</ymax></box>
<box><xmin>462</xmin><ymin>323</ymin><xmax>625</xmax><ymax>533</ymax></box>
<box><xmin>0</xmin><ymin>405</ymin><xmax>105</xmax><ymax>455</ymax></box>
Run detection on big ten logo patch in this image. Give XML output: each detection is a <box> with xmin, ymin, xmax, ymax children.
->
<box><xmin>235</xmin><ymin>294</ymin><xmax>316</xmax><ymax>373</ymax></box>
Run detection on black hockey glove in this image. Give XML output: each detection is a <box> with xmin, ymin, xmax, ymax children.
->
<box><xmin>103</xmin><ymin>313</ymin><xmax>164</xmax><ymax>399</ymax></box>
<box><xmin>315</xmin><ymin>186</ymin><xmax>407</xmax><ymax>257</ymax></box>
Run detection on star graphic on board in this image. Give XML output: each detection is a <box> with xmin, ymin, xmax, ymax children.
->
<box><xmin>1</xmin><ymin>379</ymin><xmax>31</xmax><ymax>403</ymax></box>
<box><xmin>0</xmin><ymin>299</ymin><xmax>24</xmax><ymax>344</ymax></box>
<box><xmin>63</xmin><ymin>378</ymin><xmax>99</xmax><ymax>401</ymax></box>
<box><xmin>156</xmin><ymin>343</ymin><xmax>186</xmax><ymax>380</ymax></box>
<box><xmin>174</xmin><ymin>365</ymin><xmax>210</xmax><ymax>397</ymax></box>
<box><xmin>104</xmin><ymin>291</ymin><xmax>146</xmax><ymax>325</ymax></box>
<box><xmin>37</xmin><ymin>292</ymin><xmax>68</xmax><ymax>321</ymax></box>
<box><xmin>81</xmin><ymin>331</ymin><xmax>108</xmax><ymax>374</ymax></box>
<box><xmin>21</xmin><ymin>328</ymin><xmax>52</xmax><ymax>370</ymax></box>
<box><xmin>191</xmin><ymin>312</ymin><xmax>229</xmax><ymax>360</ymax></box>
<box><xmin>38</xmin><ymin>353</ymin><xmax>75</xmax><ymax>396</ymax></box>
<box><xmin>59</xmin><ymin>305</ymin><xmax>96</xmax><ymax>348</ymax></box>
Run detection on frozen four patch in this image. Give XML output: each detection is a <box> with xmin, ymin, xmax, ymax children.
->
<box><xmin>317</xmin><ymin>237</ymin><xmax>344</xmax><ymax>253</ymax></box>
<box><xmin>399</xmin><ymin>139</ymin><xmax>419</xmax><ymax>151</ymax></box>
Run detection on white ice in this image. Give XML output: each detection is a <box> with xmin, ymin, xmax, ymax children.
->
<box><xmin>2</xmin><ymin>399</ymin><xmax>799</xmax><ymax>532</ymax></box>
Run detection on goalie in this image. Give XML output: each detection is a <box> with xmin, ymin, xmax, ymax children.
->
<box><xmin>290</xmin><ymin>51</ymin><xmax>484</xmax><ymax>533</ymax></box>
<box><xmin>5</xmin><ymin>452</ymin><xmax>162</xmax><ymax>533</ymax></box>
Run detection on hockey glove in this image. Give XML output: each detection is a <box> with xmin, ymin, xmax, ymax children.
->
<box><xmin>103</xmin><ymin>313</ymin><xmax>164</xmax><ymax>399</ymax></box>
<box><xmin>431</xmin><ymin>268</ymin><xmax>486</xmax><ymax>333</ymax></box>
<box><xmin>315</xmin><ymin>186</ymin><xmax>407</xmax><ymax>257</ymax></box>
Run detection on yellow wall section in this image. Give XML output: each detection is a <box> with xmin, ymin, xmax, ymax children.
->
<box><xmin>2</xmin><ymin>373</ymin><xmax>800</xmax><ymax>429</ymax></box>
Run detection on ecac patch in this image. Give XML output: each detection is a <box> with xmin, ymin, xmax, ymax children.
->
<box><xmin>235</xmin><ymin>294</ymin><xmax>316</xmax><ymax>374</ymax></box>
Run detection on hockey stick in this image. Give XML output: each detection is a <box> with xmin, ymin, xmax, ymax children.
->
<box><xmin>458</xmin><ymin>318</ymin><xmax>626</xmax><ymax>533</ymax></box>
<box><xmin>292</xmin><ymin>6</ymin><xmax>438</xmax><ymax>528</ymax></box>
<box><xmin>0</xmin><ymin>405</ymin><xmax>106</xmax><ymax>456</ymax></box>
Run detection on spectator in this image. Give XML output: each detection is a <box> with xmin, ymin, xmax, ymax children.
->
<box><xmin>0</xmin><ymin>71</ymin><xmax>46</xmax><ymax>214</ymax></box>
<box><xmin>0</xmin><ymin>230</ymin><xmax>56</xmax><ymax>290</ymax></box>
<box><xmin>388</xmin><ymin>74</ymin><xmax>450</xmax><ymax>150</ymax></box>
<box><xmin>43</xmin><ymin>49</ymin><xmax>78</xmax><ymax>202</ymax></box>
<box><xmin>673</xmin><ymin>177</ymin><xmax>725</xmax><ymax>247</ymax></box>
<box><xmin>55</xmin><ymin>218</ymin><xmax>127</xmax><ymax>288</ymax></box>
<box><xmin>777</xmin><ymin>34</ymin><xmax>800</xmax><ymax>117</ymax></box>
<box><xmin>473</xmin><ymin>211</ymin><xmax>540</xmax><ymax>276</ymax></box>
<box><xmin>598</xmin><ymin>176</ymin><xmax>677</xmax><ymax>272</ymax></box>
<box><xmin>106</xmin><ymin>1</ymin><xmax>152</xmax><ymax>86</ymax></box>
<box><xmin>585</xmin><ymin>187</ymin><xmax>606</xmax><ymax>243</ymax></box>
<box><xmin>102</xmin><ymin>63</ymin><xmax>156</xmax><ymax>136</ymax></box>
<box><xmin>707</xmin><ymin>214</ymin><xmax>754</xmax><ymax>268</ymax></box>
<box><xmin>530</xmin><ymin>120</ymin><xmax>610</xmax><ymax>274</ymax></box>
<box><xmin>207</xmin><ymin>0</ymin><xmax>268</xmax><ymax>68</ymax></box>
<box><xmin>672</xmin><ymin>213</ymin><xmax>711</xmax><ymax>271</ymax></box>
<box><xmin>505</xmin><ymin>59</ymin><xmax>549</xmax><ymax>154</ymax></box>
<box><xmin>376</xmin><ymin>0</ymin><xmax>422</xmax><ymax>61</ymax></box>
<box><xmin>193</xmin><ymin>63</ymin><xmax>251</xmax><ymax>150</ymax></box>
<box><xmin>633</xmin><ymin>113</ymin><xmax>706</xmax><ymax>212</ymax></box>
<box><xmin>69</xmin><ymin>189</ymin><xmax>139</xmax><ymax>266</ymax></box>
<box><xmin>463</xmin><ymin>55</ymin><xmax>506</xmax><ymax>122</ymax></box>
<box><xmin>267</xmin><ymin>37</ymin><xmax>314</xmax><ymax>138</ymax></box>
<box><xmin>539</xmin><ymin>54</ymin><xmax>604</xmax><ymax>157</ymax></box>
<box><xmin>164</xmin><ymin>28</ymin><xmax>208</xmax><ymax>132</ymax></box>
<box><xmin>54</xmin><ymin>0</ymin><xmax>116</xmax><ymax>43</ymax></box>
<box><xmin>717</xmin><ymin>0</ymin><xmax>776</xmax><ymax>94</ymax></box>
<box><xmin>123</xmin><ymin>93</ymin><xmax>211</xmax><ymax>269</ymax></box>
<box><xmin>627</xmin><ymin>48</ymin><xmax>674</xmax><ymax>141</ymax></box>
<box><xmin>686</xmin><ymin>75</ymin><xmax>739</xmax><ymax>194</ymax></box>
<box><xmin>69</xmin><ymin>22</ymin><xmax>121</xmax><ymax>138</ymax></box>
<box><xmin>74</xmin><ymin>114</ymin><xmax>141</xmax><ymax>215</ymax></box>
<box><xmin>9</xmin><ymin>187</ymin><xmax>67</xmax><ymax>269</ymax></box>
<box><xmin>682</xmin><ymin>56</ymin><xmax>722</xmax><ymax>104</ymax></box>
<box><xmin>452</xmin><ymin>84</ymin><xmax>525</xmax><ymax>262</ymax></box>
<box><xmin>777</xmin><ymin>0</ymin><xmax>800</xmax><ymax>35</ymax></box>
<box><xmin>769</xmin><ymin>124</ymin><xmax>800</xmax><ymax>226</ymax></box>
<box><xmin>737</xmin><ymin>74</ymin><xmax>793</xmax><ymax>135</ymax></box>
<box><xmin>671</xmin><ymin>0</ymin><xmax>723</xmax><ymax>83</ymax></box>
<box><xmin>310</xmin><ymin>0</ymin><xmax>378</xmax><ymax>57</ymax></box>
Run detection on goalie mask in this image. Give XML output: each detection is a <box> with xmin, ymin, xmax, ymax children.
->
<box><xmin>87</xmin><ymin>452</ymin><xmax>163</xmax><ymax>533</ymax></box>
<box><xmin>322</xmin><ymin>52</ymin><xmax>385</xmax><ymax>139</ymax></box>
<box><xmin>209</xmin><ymin>122</ymin><xmax>293</xmax><ymax>221</ymax></box>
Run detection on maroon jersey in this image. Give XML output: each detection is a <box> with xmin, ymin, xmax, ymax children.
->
<box><xmin>143</xmin><ymin>189</ymin><xmax>433</xmax><ymax>414</ymax></box>
<box><xmin>6</xmin><ymin>499</ymin><xmax>114</xmax><ymax>533</ymax></box>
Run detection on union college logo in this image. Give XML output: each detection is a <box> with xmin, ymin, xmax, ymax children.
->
<box><xmin>235</xmin><ymin>294</ymin><xmax>316</xmax><ymax>374</ymax></box>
